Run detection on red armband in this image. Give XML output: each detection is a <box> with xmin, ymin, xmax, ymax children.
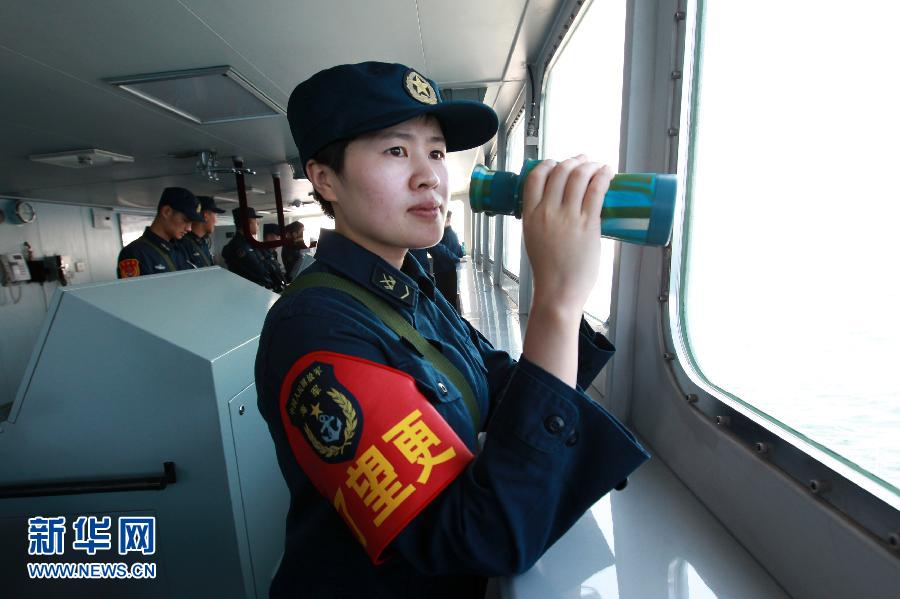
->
<box><xmin>279</xmin><ymin>351</ymin><xmax>474</xmax><ymax>563</ymax></box>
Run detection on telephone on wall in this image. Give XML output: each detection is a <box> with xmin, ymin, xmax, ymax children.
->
<box><xmin>1</xmin><ymin>252</ymin><xmax>32</xmax><ymax>284</ymax></box>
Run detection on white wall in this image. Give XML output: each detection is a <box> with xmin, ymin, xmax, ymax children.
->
<box><xmin>0</xmin><ymin>200</ymin><xmax>122</xmax><ymax>405</ymax></box>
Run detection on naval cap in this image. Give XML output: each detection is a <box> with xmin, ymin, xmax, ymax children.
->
<box><xmin>232</xmin><ymin>206</ymin><xmax>262</xmax><ymax>223</ymax></box>
<box><xmin>287</xmin><ymin>62</ymin><xmax>498</xmax><ymax>173</ymax></box>
<box><xmin>197</xmin><ymin>195</ymin><xmax>226</xmax><ymax>214</ymax></box>
<box><xmin>158</xmin><ymin>187</ymin><xmax>204</xmax><ymax>222</ymax></box>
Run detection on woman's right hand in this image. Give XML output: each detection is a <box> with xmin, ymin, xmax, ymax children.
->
<box><xmin>518</xmin><ymin>156</ymin><xmax>613</xmax><ymax>388</ymax></box>
<box><xmin>521</xmin><ymin>155</ymin><xmax>613</xmax><ymax>315</ymax></box>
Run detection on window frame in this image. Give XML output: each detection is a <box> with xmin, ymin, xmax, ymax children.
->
<box><xmin>663</xmin><ymin>0</ymin><xmax>900</xmax><ymax>562</ymax></box>
<box><xmin>501</xmin><ymin>105</ymin><xmax>526</xmax><ymax>283</ymax></box>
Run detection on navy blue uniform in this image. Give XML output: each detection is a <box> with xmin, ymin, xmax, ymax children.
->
<box><xmin>282</xmin><ymin>241</ymin><xmax>309</xmax><ymax>280</ymax></box>
<box><xmin>177</xmin><ymin>231</ymin><xmax>214</xmax><ymax>268</ymax></box>
<box><xmin>429</xmin><ymin>227</ymin><xmax>465</xmax><ymax>309</ymax></box>
<box><xmin>255</xmin><ymin>230</ymin><xmax>649</xmax><ymax>598</ymax></box>
<box><xmin>222</xmin><ymin>232</ymin><xmax>282</xmax><ymax>291</ymax></box>
<box><xmin>408</xmin><ymin>247</ymin><xmax>432</xmax><ymax>275</ymax></box>
<box><xmin>431</xmin><ymin>226</ymin><xmax>464</xmax><ymax>274</ymax></box>
<box><xmin>264</xmin><ymin>248</ymin><xmax>287</xmax><ymax>291</ymax></box>
<box><xmin>117</xmin><ymin>227</ymin><xmax>193</xmax><ymax>278</ymax></box>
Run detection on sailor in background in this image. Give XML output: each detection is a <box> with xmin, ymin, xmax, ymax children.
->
<box><xmin>428</xmin><ymin>209</ymin><xmax>465</xmax><ymax>311</ymax></box>
<box><xmin>223</xmin><ymin>206</ymin><xmax>282</xmax><ymax>291</ymax></box>
<box><xmin>281</xmin><ymin>221</ymin><xmax>309</xmax><ymax>280</ymax></box>
<box><xmin>262</xmin><ymin>223</ymin><xmax>288</xmax><ymax>291</ymax></box>
<box><xmin>178</xmin><ymin>195</ymin><xmax>226</xmax><ymax>268</ymax></box>
<box><xmin>255</xmin><ymin>61</ymin><xmax>649</xmax><ymax>598</ymax></box>
<box><xmin>117</xmin><ymin>187</ymin><xmax>204</xmax><ymax>278</ymax></box>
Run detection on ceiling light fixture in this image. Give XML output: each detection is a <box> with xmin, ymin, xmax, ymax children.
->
<box><xmin>106</xmin><ymin>66</ymin><xmax>284</xmax><ymax>125</ymax></box>
<box><xmin>29</xmin><ymin>149</ymin><xmax>134</xmax><ymax>169</ymax></box>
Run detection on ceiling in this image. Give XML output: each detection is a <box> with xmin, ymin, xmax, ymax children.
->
<box><xmin>0</xmin><ymin>0</ymin><xmax>564</xmax><ymax>216</ymax></box>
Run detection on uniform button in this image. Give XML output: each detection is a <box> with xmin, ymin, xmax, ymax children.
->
<box><xmin>544</xmin><ymin>415</ymin><xmax>565</xmax><ymax>434</ymax></box>
<box><xmin>438</xmin><ymin>382</ymin><xmax>449</xmax><ymax>395</ymax></box>
<box><xmin>565</xmin><ymin>432</ymin><xmax>579</xmax><ymax>447</ymax></box>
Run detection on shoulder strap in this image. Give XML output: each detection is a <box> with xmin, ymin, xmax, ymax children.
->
<box><xmin>284</xmin><ymin>272</ymin><xmax>481</xmax><ymax>431</ymax></box>
<box><xmin>135</xmin><ymin>237</ymin><xmax>177</xmax><ymax>271</ymax></box>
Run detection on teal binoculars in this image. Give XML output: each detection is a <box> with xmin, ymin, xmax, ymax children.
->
<box><xmin>469</xmin><ymin>159</ymin><xmax>677</xmax><ymax>247</ymax></box>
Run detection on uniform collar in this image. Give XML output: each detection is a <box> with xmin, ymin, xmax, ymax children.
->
<box><xmin>313</xmin><ymin>230</ymin><xmax>434</xmax><ymax>309</ymax></box>
<box><xmin>142</xmin><ymin>227</ymin><xmax>172</xmax><ymax>252</ymax></box>
<box><xmin>185</xmin><ymin>231</ymin><xmax>207</xmax><ymax>243</ymax></box>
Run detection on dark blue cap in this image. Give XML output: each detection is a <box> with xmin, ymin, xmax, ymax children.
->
<box><xmin>197</xmin><ymin>195</ymin><xmax>226</xmax><ymax>214</ymax></box>
<box><xmin>158</xmin><ymin>187</ymin><xmax>204</xmax><ymax>222</ymax></box>
<box><xmin>232</xmin><ymin>206</ymin><xmax>262</xmax><ymax>223</ymax></box>
<box><xmin>262</xmin><ymin>223</ymin><xmax>280</xmax><ymax>237</ymax></box>
<box><xmin>287</xmin><ymin>62</ymin><xmax>498</xmax><ymax>172</ymax></box>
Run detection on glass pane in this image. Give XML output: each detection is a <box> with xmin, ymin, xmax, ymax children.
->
<box><xmin>683</xmin><ymin>1</ymin><xmax>900</xmax><ymax>497</ymax></box>
<box><xmin>119</xmin><ymin>213</ymin><xmax>154</xmax><ymax>247</ymax></box>
<box><xmin>542</xmin><ymin>0</ymin><xmax>625</xmax><ymax>322</ymax></box>
<box><xmin>504</xmin><ymin>116</ymin><xmax>525</xmax><ymax>277</ymax></box>
<box><xmin>299</xmin><ymin>214</ymin><xmax>334</xmax><ymax>247</ymax></box>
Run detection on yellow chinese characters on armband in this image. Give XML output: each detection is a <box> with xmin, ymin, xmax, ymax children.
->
<box><xmin>278</xmin><ymin>351</ymin><xmax>474</xmax><ymax>563</ymax></box>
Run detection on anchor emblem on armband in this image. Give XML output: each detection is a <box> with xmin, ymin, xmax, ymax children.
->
<box><xmin>284</xmin><ymin>362</ymin><xmax>363</xmax><ymax>463</ymax></box>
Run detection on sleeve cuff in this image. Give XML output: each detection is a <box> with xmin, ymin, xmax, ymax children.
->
<box><xmin>577</xmin><ymin>317</ymin><xmax>615</xmax><ymax>390</ymax></box>
<box><xmin>487</xmin><ymin>357</ymin><xmax>595</xmax><ymax>453</ymax></box>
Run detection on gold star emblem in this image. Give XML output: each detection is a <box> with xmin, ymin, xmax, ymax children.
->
<box><xmin>404</xmin><ymin>70</ymin><xmax>437</xmax><ymax>105</ymax></box>
<box><xmin>310</xmin><ymin>403</ymin><xmax>322</xmax><ymax>418</ymax></box>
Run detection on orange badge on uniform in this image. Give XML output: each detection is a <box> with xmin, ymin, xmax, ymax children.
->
<box><xmin>118</xmin><ymin>259</ymin><xmax>140</xmax><ymax>278</ymax></box>
<box><xmin>279</xmin><ymin>351</ymin><xmax>474</xmax><ymax>563</ymax></box>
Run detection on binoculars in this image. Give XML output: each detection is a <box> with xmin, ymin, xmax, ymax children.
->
<box><xmin>469</xmin><ymin>159</ymin><xmax>677</xmax><ymax>247</ymax></box>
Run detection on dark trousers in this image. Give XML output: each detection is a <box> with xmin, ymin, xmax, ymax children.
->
<box><xmin>434</xmin><ymin>269</ymin><xmax>460</xmax><ymax>312</ymax></box>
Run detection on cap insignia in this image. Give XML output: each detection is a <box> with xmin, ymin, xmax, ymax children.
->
<box><xmin>404</xmin><ymin>70</ymin><xmax>438</xmax><ymax>105</ymax></box>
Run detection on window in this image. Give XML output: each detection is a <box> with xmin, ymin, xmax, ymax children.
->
<box><xmin>542</xmin><ymin>0</ymin><xmax>626</xmax><ymax>322</ymax></box>
<box><xmin>503</xmin><ymin>114</ymin><xmax>525</xmax><ymax>278</ymax></box>
<box><xmin>680</xmin><ymin>2</ymin><xmax>900</xmax><ymax>500</ymax></box>
<box><xmin>299</xmin><ymin>214</ymin><xmax>334</xmax><ymax>246</ymax></box>
<box><xmin>119</xmin><ymin>213</ymin><xmax>154</xmax><ymax>247</ymax></box>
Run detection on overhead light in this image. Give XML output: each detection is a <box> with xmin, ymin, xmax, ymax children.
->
<box><xmin>106</xmin><ymin>66</ymin><xmax>284</xmax><ymax>125</ymax></box>
<box><xmin>29</xmin><ymin>149</ymin><xmax>134</xmax><ymax>169</ymax></box>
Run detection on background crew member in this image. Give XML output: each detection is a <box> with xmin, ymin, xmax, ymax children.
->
<box><xmin>428</xmin><ymin>209</ymin><xmax>465</xmax><ymax>310</ymax></box>
<box><xmin>255</xmin><ymin>61</ymin><xmax>649</xmax><ymax>598</ymax></box>
<box><xmin>117</xmin><ymin>187</ymin><xmax>204</xmax><ymax>278</ymax></box>
<box><xmin>178</xmin><ymin>195</ymin><xmax>226</xmax><ymax>268</ymax></box>
<box><xmin>408</xmin><ymin>247</ymin><xmax>432</xmax><ymax>276</ymax></box>
<box><xmin>262</xmin><ymin>223</ymin><xmax>288</xmax><ymax>290</ymax></box>
<box><xmin>223</xmin><ymin>206</ymin><xmax>282</xmax><ymax>291</ymax></box>
<box><xmin>281</xmin><ymin>221</ymin><xmax>308</xmax><ymax>279</ymax></box>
